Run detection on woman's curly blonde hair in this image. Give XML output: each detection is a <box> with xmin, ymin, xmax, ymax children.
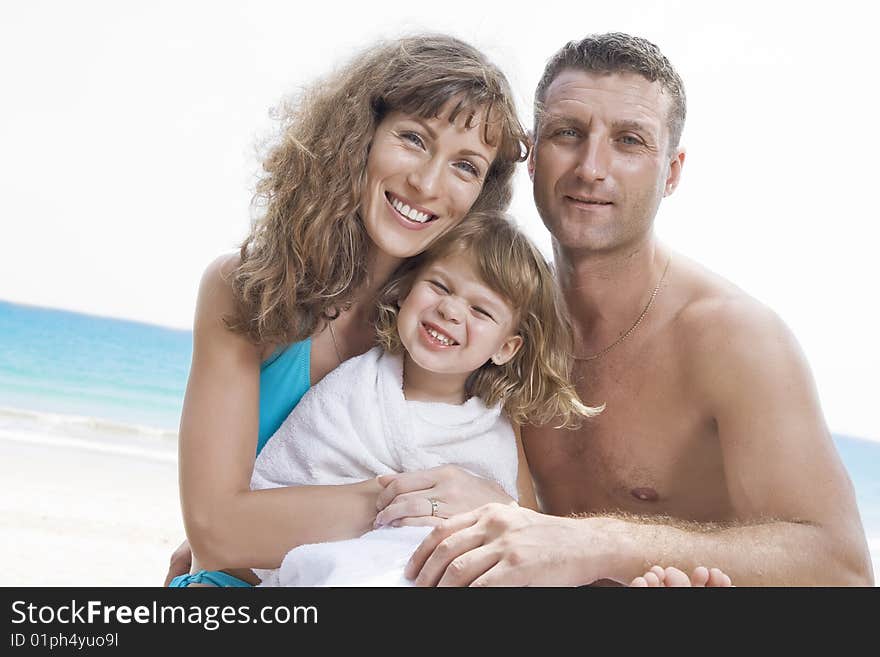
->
<box><xmin>376</xmin><ymin>212</ymin><xmax>603</xmax><ymax>429</ymax></box>
<box><xmin>225</xmin><ymin>34</ymin><xmax>529</xmax><ymax>345</ymax></box>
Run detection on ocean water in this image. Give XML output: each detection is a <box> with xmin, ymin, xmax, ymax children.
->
<box><xmin>0</xmin><ymin>300</ymin><xmax>191</xmax><ymax>431</ymax></box>
<box><xmin>0</xmin><ymin>299</ymin><xmax>878</xmax><ymax>579</ymax></box>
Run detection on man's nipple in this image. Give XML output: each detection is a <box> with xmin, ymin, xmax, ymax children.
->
<box><xmin>630</xmin><ymin>487</ymin><xmax>659</xmax><ymax>502</ymax></box>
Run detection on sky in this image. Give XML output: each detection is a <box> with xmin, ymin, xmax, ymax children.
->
<box><xmin>1</xmin><ymin>0</ymin><xmax>878</xmax><ymax>439</ymax></box>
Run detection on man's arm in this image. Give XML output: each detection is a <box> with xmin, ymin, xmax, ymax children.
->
<box><xmin>643</xmin><ymin>297</ymin><xmax>873</xmax><ymax>585</ymax></box>
<box><xmin>406</xmin><ymin>299</ymin><xmax>873</xmax><ymax>586</ymax></box>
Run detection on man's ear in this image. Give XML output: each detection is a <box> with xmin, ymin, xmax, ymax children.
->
<box><xmin>664</xmin><ymin>147</ymin><xmax>686</xmax><ymax>197</ymax></box>
<box><xmin>491</xmin><ymin>334</ymin><xmax>524</xmax><ymax>366</ymax></box>
<box><xmin>526</xmin><ymin>129</ymin><xmax>537</xmax><ymax>182</ymax></box>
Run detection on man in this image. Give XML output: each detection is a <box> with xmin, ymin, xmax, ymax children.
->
<box><xmin>402</xmin><ymin>33</ymin><xmax>873</xmax><ymax>586</ymax></box>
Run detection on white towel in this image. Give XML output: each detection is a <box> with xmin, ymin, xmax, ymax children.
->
<box><xmin>259</xmin><ymin>526</ymin><xmax>433</xmax><ymax>587</ymax></box>
<box><xmin>250</xmin><ymin>346</ymin><xmax>518</xmax><ymax>586</ymax></box>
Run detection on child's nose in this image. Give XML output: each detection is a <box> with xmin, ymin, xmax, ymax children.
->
<box><xmin>437</xmin><ymin>297</ymin><xmax>463</xmax><ymax>323</ymax></box>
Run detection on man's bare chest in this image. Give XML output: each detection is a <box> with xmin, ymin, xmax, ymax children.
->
<box><xmin>523</xmin><ymin>361</ymin><xmax>731</xmax><ymax>521</ymax></box>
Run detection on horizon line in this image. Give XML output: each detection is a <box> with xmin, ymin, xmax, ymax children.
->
<box><xmin>0</xmin><ymin>297</ymin><xmax>192</xmax><ymax>334</ymax></box>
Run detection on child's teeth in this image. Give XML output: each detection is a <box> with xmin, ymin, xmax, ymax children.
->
<box><xmin>427</xmin><ymin>326</ymin><xmax>452</xmax><ymax>345</ymax></box>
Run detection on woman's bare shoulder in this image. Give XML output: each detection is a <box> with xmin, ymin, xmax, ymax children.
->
<box><xmin>192</xmin><ymin>252</ymin><xmax>252</xmax><ymax>348</ymax></box>
<box><xmin>194</xmin><ymin>252</ymin><xmax>282</xmax><ymax>362</ymax></box>
<box><xmin>198</xmin><ymin>253</ymin><xmax>240</xmax><ymax>308</ymax></box>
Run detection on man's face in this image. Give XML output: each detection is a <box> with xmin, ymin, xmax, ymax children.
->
<box><xmin>530</xmin><ymin>69</ymin><xmax>684</xmax><ymax>254</ymax></box>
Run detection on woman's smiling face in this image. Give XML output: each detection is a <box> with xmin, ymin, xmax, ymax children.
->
<box><xmin>360</xmin><ymin>100</ymin><xmax>498</xmax><ymax>260</ymax></box>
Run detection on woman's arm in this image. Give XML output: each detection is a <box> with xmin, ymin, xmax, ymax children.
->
<box><xmin>179</xmin><ymin>255</ymin><xmax>381</xmax><ymax>571</ymax></box>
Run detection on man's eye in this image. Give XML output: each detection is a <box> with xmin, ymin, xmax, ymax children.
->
<box><xmin>555</xmin><ymin>128</ymin><xmax>579</xmax><ymax>138</ymax></box>
<box><xmin>619</xmin><ymin>135</ymin><xmax>643</xmax><ymax>146</ymax></box>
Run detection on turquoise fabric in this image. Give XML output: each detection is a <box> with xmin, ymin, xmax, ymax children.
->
<box><xmin>172</xmin><ymin>338</ymin><xmax>312</xmax><ymax>588</ymax></box>
<box><xmin>257</xmin><ymin>338</ymin><xmax>312</xmax><ymax>455</ymax></box>
<box><xmin>169</xmin><ymin>570</ymin><xmax>253</xmax><ymax>587</ymax></box>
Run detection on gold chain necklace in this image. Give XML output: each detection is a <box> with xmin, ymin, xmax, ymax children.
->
<box><xmin>574</xmin><ymin>255</ymin><xmax>671</xmax><ymax>362</ymax></box>
<box><xmin>328</xmin><ymin>320</ymin><xmax>343</xmax><ymax>365</ymax></box>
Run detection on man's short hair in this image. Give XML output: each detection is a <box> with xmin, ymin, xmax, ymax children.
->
<box><xmin>534</xmin><ymin>33</ymin><xmax>686</xmax><ymax>152</ymax></box>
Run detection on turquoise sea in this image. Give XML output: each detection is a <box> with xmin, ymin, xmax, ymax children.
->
<box><xmin>0</xmin><ymin>299</ymin><xmax>877</xmax><ymax>577</ymax></box>
<box><xmin>0</xmin><ymin>300</ymin><xmax>190</xmax><ymax>431</ymax></box>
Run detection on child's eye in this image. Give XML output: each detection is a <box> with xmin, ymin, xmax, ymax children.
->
<box><xmin>428</xmin><ymin>280</ymin><xmax>449</xmax><ymax>293</ymax></box>
<box><xmin>472</xmin><ymin>306</ymin><xmax>494</xmax><ymax>321</ymax></box>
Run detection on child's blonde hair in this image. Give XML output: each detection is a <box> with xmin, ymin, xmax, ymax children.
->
<box><xmin>376</xmin><ymin>212</ymin><xmax>602</xmax><ymax>429</ymax></box>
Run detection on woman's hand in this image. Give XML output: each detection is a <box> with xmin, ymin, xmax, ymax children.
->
<box><xmin>373</xmin><ymin>465</ymin><xmax>515</xmax><ymax>528</ymax></box>
<box><xmin>163</xmin><ymin>539</ymin><xmax>193</xmax><ymax>586</ymax></box>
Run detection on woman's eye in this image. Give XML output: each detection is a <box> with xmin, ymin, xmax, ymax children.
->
<box><xmin>454</xmin><ymin>161</ymin><xmax>480</xmax><ymax>177</ymax></box>
<box><xmin>401</xmin><ymin>132</ymin><xmax>426</xmax><ymax>149</ymax></box>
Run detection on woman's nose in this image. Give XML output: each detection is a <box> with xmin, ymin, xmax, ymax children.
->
<box><xmin>406</xmin><ymin>157</ymin><xmax>443</xmax><ymax>197</ymax></box>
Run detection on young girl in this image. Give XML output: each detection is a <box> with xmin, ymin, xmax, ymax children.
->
<box><xmin>249</xmin><ymin>211</ymin><xmax>600</xmax><ymax>586</ymax></box>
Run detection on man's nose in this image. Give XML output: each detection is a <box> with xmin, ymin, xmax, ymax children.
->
<box><xmin>573</xmin><ymin>138</ymin><xmax>609</xmax><ymax>182</ymax></box>
<box><xmin>406</xmin><ymin>156</ymin><xmax>443</xmax><ymax>197</ymax></box>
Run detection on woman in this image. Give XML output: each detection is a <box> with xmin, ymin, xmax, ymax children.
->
<box><xmin>167</xmin><ymin>34</ymin><xmax>529</xmax><ymax>587</ymax></box>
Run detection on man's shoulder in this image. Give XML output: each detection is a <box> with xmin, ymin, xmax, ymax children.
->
<box><xmin>669</xmin><ymin>254</ymin><xmax>798</xmax><ymax>375</ymax></box>
<box><xmin>673</xmin><ymin>255</ymin><xmax>786</xmax><ymax>341</ymax></box>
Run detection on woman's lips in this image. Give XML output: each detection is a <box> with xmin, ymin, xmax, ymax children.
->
<box><xmin>385</xmin><ymin>192</ymin><xmax>438</xmax><ymax>231</ymax></box>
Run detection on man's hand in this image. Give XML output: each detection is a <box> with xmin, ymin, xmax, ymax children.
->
<box><xmin>404</xmin><ymin>503</ymin><xmax>599</xmax><ymax>586</ymax></box>
<box><xmin>163</xmin><ymin>539</ymin><xmax>193</xmax><ymax>587</ymax></box>
<box><xmin>374</xmin><ymin>465</ymin><xmax>515</xmax><ymax>528</ymax></box>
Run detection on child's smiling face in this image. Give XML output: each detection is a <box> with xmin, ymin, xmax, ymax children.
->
<box><xmin>397</xmin><ymin>252</ymin><xmax>523</xmax><ymax>378</ymax></box>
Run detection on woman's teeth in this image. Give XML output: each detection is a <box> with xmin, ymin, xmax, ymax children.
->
<box><xmin>426</xmin><ymin>325</ymin><xmax>456</xmax><ymax>346</ymax></box>
<box><xmin>390</xmin><ymin>196</ymin><xmax>433</xmax><ymax>223</ymax></box>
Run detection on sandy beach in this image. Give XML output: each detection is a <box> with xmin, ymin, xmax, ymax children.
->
<box><xmin>0</xmin><ymin>432</ymin><xmax>183</xmax><ymax>587</ymax></box>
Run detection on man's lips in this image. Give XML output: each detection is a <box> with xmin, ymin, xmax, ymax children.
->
<box><xmin>565</xmin><ymin>195</ymin><xmax>613</xmax><ymax>206</ymax></box>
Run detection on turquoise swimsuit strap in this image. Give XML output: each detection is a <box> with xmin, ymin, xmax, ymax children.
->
<box><xmin>169</xmin><ymin>570</ymin><xmax>253</xmax><ymax>588</ymax></box>
<box><xmin>257</xmin><ymin>337</ymin><xmax>312</xmax><ymax>455</ymax></box>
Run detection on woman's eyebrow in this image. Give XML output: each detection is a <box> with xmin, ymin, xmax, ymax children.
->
<box><xmin>458</xmin><ymin>149</ymin><xmax>491</xmax><ymax>167</ymax></box>
<box><xmin>409</xmin><ymin>117</ymin><xmax>437</xmax><ymax>139</ymax></box>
